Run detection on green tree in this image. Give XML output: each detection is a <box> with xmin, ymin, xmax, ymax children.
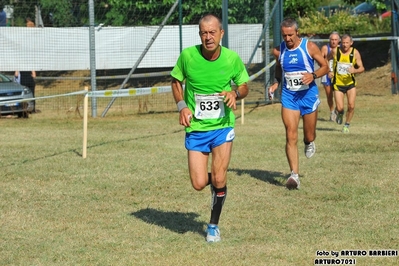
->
<box><xmin>17</xmin><ymin>0</ymin><xmax>391</xmax><ymax>28</ymax></box>
<box><xmin>12</xmin><ymin>0</ymin><xmax>132</xmax><ymax>27</ymax></box>
<box><xmin>342</xmin><ymin>0</ymin><xmax>389</xmax><ymax>11</ymax></box>
<box><xmin>283</xmin><ymin>0</ymin><xmax>322</xmax><ymax>18</ymax></box>
<box><xmin>100</xmin><ymin>0</ymin><xmax>333</xmax><ymax>26</ymax></box>
<box><xmin>7</xmin><ymin>0</ymin><xmax>35</xmax><ymax>26</ymax></box>
<box><xmin>100</xmin><ymin>0</ymin><xmax>266</xmax><ymax>26</ymax></box>
<box><xmin>38</xmin><ymin>0</ymin><xmax>85</xmax><ymax>27</ymax></box>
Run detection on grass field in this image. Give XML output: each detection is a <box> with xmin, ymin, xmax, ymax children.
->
<box><xmin>1</xmin><ymin>64</ymin><xmax>398</xmax><ymax>265</ymax></box>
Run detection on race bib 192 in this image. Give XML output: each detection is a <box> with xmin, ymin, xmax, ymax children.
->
<box><xmin>284</xmin><ymin>71</ymin><xmax>309</xmax><ymax>91</ymax></box>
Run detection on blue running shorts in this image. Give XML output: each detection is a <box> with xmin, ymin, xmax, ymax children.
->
<box><xmin>281</xmin><ymin>86</ymin><xmax>320</xmax><ymax>116</ymax></box>
<box><xmin>321</xmin><ymin>75</ymin><xmax>332</xmax><ymax>86</ymax></box>
<box><xmin>185</xmin><ymin>127</ymin><xmax>235</xmax><ymax>152</ymax></box>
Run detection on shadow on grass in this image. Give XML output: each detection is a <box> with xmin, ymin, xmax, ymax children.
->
<box><xmin>316</xmin><ymin>127</ymin><xmax>338</xmax><ymax>132</ymax></box>
<box><xmin>231</xmin><ymin>168</ymin><xmax>286</xmax><ymax>187</ymax></box>
<box><xmin>317</xmin><ymin>117</ymin><xmax>332</xmax><ymax>122</ymax></box>
<box><xmin>130</xmin><ymin>208</ymin><xmax>206</xmax><ymax>236</ymax></box>
<box><xmin>0</xmin><ymin>128</ymin><xmax>185</xmax><ymax>167</ymax></box>
<box><xmin>299</xmin><ymin>124</ymin><xmax>337</xmax><ymax>132</ymax></box>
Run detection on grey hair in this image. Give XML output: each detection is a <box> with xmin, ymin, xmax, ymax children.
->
<box><xmin>329</xmin><ymin>31</ymin><xmax>340</xmax><ymax>39</ymax></box>
<box><xmin>280</xmin><ymin>17</ymin><xmax>299</xmax><ymax>31</ymax></box>
<box><xmin>341</xmin><ymin>33</ymin><xmax>353</xmax><ymax>42</ymax></box>
<box><xmin>199</xmin><ymin>13</ymin><xmax>223</xmax><ymax>30</ymax></box>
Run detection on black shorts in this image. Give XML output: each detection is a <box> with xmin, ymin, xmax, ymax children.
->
<box><xmin>334</xmin><ymin>83</ymin><xmax>356</xmax><ymax>93</ymax></box>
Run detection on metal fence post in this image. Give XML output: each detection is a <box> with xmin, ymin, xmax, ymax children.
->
<box><xmin>89</xmin><ymin>0</ymin><xmax>97</xmax><ymax>117</ymax></box>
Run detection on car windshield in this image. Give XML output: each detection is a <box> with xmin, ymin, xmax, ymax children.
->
<box><xmin>354</xmin><ymin>2</ymin><xmax>374</xmax><ymax>12</ymax></box>
<box><xmin>0</xmin><ymin>73</ymin><xmax>12</xmax><ymax>83</ymax></box>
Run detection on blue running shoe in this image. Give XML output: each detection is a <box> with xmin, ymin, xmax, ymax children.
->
<box><xmin>206</xmin><ymin>224</ymin><xmax>221</xmax><ymax>242</ymax></box>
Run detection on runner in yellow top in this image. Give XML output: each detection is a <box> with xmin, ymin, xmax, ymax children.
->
<box><xmin>328</xmin><ymin>34</ymin><xmax>364</xmax><ymax>133</ymax></box>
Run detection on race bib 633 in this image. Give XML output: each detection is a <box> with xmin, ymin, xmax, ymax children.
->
<box><xmin>194</xmin><ymin>94</ymin><xmax>225</xmax><ymax>120</ymax></box>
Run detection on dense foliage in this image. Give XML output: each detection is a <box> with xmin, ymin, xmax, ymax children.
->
<box><xmin>9</xmin><ymin>0</ymin><xmax>270</xmax><ymax>27</ymax></box>
<box><xmin>4</xmin><ymin>0</ymin><xmax>391</xmax><ymax>35</ymax></box>
<box><xmin>342</xmin><ymin>0</ymin><xmax>389</xmax><ymax>10</ymax></box>
<box><xmin>299</xmin><ymin>9</ymin><xmax>391</xmax><ymax>35</ymax></box>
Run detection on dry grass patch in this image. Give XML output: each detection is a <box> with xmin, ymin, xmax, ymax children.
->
<box><xmin>0</xmin><ymin>63</ymin><xmax>398</xmax><ymax>265</ymax></box>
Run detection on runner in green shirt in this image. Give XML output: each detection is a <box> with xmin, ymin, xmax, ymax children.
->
<box><xmin>171</xmin><ymin>13</ymin><xmax>249</xmax><ymax>243</ymax></box>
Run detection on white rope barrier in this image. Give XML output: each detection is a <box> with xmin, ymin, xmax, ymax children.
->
<box><xmin>2</xmin><ymin>63</ymin><xmax>279</xmax><ymax>158</ymax></box>
<box><xmin>311</xmin><ymin>36</ymin><xmax>399</xmax><ymax>43</ymax></box>
<box><xmin>0</xmin><ymin>90</ymin><xmax>87</xmax><ymax>106</ymax></box>
<box><xmin>1</xmin><ymin>59</ymin><xmax>276</xmax><ymax>107</ymax></box>
<box><xmin>87</xmin><ymin>86</ymin><xmax>172</xmax><ymax>98</ymax></box>
<box><xmin>249</xmin><ymin>60</ymin><xmax>276</xmax><ymax>82</ymax></box>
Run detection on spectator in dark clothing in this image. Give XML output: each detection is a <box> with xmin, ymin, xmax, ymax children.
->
<box><xmin>0</xmin><ymin>9</ymin><xmax>6</xmax><ymax>26</ymax></box>
<box><xmin>15</xmin><ymin>71</ymin><xmax>38</xmax><ymax>113</ymax></box>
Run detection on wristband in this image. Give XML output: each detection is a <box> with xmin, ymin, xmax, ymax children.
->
<box><xmin>177</xmin><ymin>100</ymin><xmax>187</xmax><ymax>112</ymax></box>
<box><xmin>234</xmin><ymin>90</ymin><xmax>240</xmax><ymax>99</ymax></box>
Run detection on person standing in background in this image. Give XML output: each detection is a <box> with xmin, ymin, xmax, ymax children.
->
<box><xmin>14</xmin><ymin>18</ymin><xmax>38</xmax><ymax>113</ymax></box>
<box><xmin>0</xmin><ymin>8</ymin><xmax>6</xmax><ymax>26</ymax></box>
<box><xmin>321</xmin><ymin>32</ymin><xmax>340</xmax><ymax>121</ymax></box>
<box><xmin>26</xmin><ymin>17</ymin><xmax>35</xmax><ymax>27</ymax></box>
<box><xmin>15</xmin><ymin>71</ymin><xmax>38</xmax><ymax>113</ymax></box>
